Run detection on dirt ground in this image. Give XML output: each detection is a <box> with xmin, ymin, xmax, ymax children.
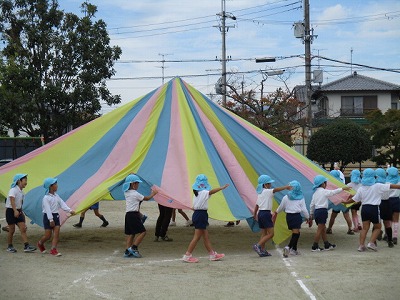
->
<box><xmin>1</xmin><ymin>200</ymin><xmax>400</xmax><ymax>300</ymax></box>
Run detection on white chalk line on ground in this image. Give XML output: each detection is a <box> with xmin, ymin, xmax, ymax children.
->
<box><xmin>275</xmin><ymin>246</ymin><xmax>317</xmax><ymax>300</ymax></box>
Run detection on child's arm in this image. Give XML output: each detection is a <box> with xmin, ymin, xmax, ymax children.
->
<box><xmin>253</xmin><ymin>204</ymin><xmax>259</xmax><ymax>219</ymax></box>
<box><xmin>143</xmin><ymin>189</ymin><xmax>158</xmax><ymax>201</ymax></box>
<box><xmin>342</xmin><ymin>194</ymin><xmax>355</xmax><ymax>205</ymax></box>
<box><xmin>59</xmin><ymin>197</ymin><xmax>75</xmax><ymax>215</ymax></box>
<box><xmin>272</xmin><ymin>185</ymin><xmax>292</xmax><ymax>193</ymax></box>
<box><xmin>209</xmin><ymin>184</ymin><xmax>229</xmax><ymax>196</ymax></box>
<box><xmin>390</xmin><ymin>184</ymin><xmax>400</xmax><ymax>189</ymax></box>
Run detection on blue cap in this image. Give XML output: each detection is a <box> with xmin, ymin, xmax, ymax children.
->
<box><xmin>350</xmin><ymin>170</ymin><xmax>361</xmax><ymax>184</ymax></box>
<box><xmin>256</xmin><ymin>175</ymin><xmax>275</xmax><ymax>194</ymax></box>
<box><xmin>330</xmin><ymin>170</ymin><xmax>342</xmax><ymax>182</ymax></box>
<box><xmin>288</xmin><ymin>180</ymin><xmax>303</xmax><ymax>200</ymax></box>
<box><xmin>43</xmin><ymin>177</ymin><xmax>57</xmax><ymax>194</ymax></box>
<box><xmin>313</xmin><ymin>175</ymin><xmax>328</xmax><ymax>191</ymax></box>
<box><xmin>387</xmin><ymin>167</ymin><xmax>399</xmax><ymax>184</ymax></box>
<box><xmin>375</xmin><ymin>168</ymin><xmax>387</xmax><ymax>184</ymax></box>
<box><xmin>123</xmin><ymin>174</ymin><xmax>143</xmax><ymax>192</ymax></box>
<box><xmin>192</xmin><ymin>174</ymin><xmax>211</xmax><ymax>191</ymax></box>
<box><xmin>10</xmin><ymin>173</ymin><xmax>27</xmax><ymax>188</ymax></box>
<box><xmin>361</xmin><ymin>168</ymin><xmax>375</xmax><ymax>186</ymax></box>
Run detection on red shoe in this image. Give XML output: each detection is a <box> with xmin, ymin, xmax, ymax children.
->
<box><xmin>37</xmin><ymin>241</ymin><xmax>46</xmax><ymax>254</ymax></box>
<box><xmin>209</xmin><ymin>251</ymin><xmax>225</xmax><ymax>261</ymax></box>
<box><xmin>50</xmin><ymin>248</ymin><xmax>62</xmax><ymax>256</ymax></box>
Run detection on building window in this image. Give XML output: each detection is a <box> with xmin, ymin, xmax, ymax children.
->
<box><xmin>341</xmin><ymin>95</ymin><xmax>377</xmax><ymax>116</ymax></box>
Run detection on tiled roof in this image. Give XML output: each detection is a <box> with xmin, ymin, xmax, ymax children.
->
<box><xmin>320</xmin><ymin>72</ymin><xmax>400</xmax><ymax>92</ymax></box>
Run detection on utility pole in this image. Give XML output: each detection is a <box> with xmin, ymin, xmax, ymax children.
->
<box><xmin>158</xmin><ymin>53</ymin><xmax>172</xmax><ymax>84</ymax></box>
<box><xmin>304</xmin><ymin>0</ymin><xmax>312</xmax><ymax>141</ymax></box>
<box><xmin>216</xmin><ymin>0</ymin><xmax>235</xmax><ymax>106</ymax></box>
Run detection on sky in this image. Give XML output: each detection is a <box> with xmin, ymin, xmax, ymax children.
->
<box><xmin>58</xmin><ymin>0</ymin><xmax>400</xmax><ymax>113</ymax></box>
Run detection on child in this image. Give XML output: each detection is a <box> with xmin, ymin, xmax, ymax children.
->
<box><xmin>123</xmin><ymin>174</ymin><xmax>157</xmax><ymax>258</ymax></box>
<box><xmin>73</xmin><ymin>202</ymin><xmax>109</xmax><ymax>228</ymax></box>
<box><xmin>37</xmin><ymin>178</ymin><xmax>75</xmax><ymax>256</ymax></box>
<box><xmin>375</xmin><ymin>168</ymin><xmax>389</xmax><ymax>242</ymax></box>
<box><xmin>170</xmin><ymin>209</ymin><xmax>193</xmax><ymax>227</ymax></box>
<box><xmin>326</xmin><ymin>170</ymin><xmax>354</xmax><ymax>235</ymax></box>
<box><xmin>273</xmin><ymin>180</ymin><xmax>310</xmax><ymax>257</ymax></box>
<box><xmin>387</xmin><ymin>167</ymin><xmax>400</xmax><ymax>244</ymax></box>
<box><xmin>343</xmin><ymin>168</ymin><xmax>400</xmax><ymax>252</ymax></box>
<box><xmin>182</xmin><ymin>174</ymin><xmax>228</xmax><ymax>263</ymax></box>
<box><xmin>309</xmin><ymin>175</ymin><xmax>350</xmax><ymax>251</ymax></box>
<box><xmin>5</xmin><ymin>174</ymin><xmax>36</xmax><ymax>253</ymax></box>
<box><xmin>253</xmin><ymin>175</ymin><xmax>292</xmax><ymax>257</ymax></box>
<box><xmin>348</xmin><ymin>170</ymin><xmax>362</xmax><ymax>232</ymax></box>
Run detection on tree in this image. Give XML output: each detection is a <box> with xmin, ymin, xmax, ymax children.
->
<box><xmin>0</xmin><ymin>0</ymin><xmax>122</xmax><ymax>142</ymax></box>
<box><xmin>306</xmin><ymin>119</ymin><xmax>372</xmax><ymax>168</ymax></box>
<box><xmin>223</xmin><ymin>73</ymin><xmax>306</xmax><ymax>146</ymax></box>
<box><xmin>366</xmin><ymin>109</ymin><xmax>400</xmax><ymax>167</ymax></box>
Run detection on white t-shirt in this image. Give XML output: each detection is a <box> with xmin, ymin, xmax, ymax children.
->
<box><xmin>347</xmin><ymin>182</ymin><xmax>361</xmax><ymax>192</ymax></box>
<box><xmin>276</xmin><ymin>195</ymin><xmax>309</xmax><ymax>219</ymax></box>
<box><xmin>388</xmin><ymin>181</ymin><xmax>400</xmax><ymax>198</ymax></box>
<box><xmin>353</xmin><ymin>183</ymin><xmax>391</xmax><ymax>205</ymax></box>
<box><xmin>6</xmin><ymin>186</ymin><xmax>24</xmax><ymax>209</ymax></box>
<box><xmin>256</xmin><ymin>188</ymin><xmax>274</xmax><ymax>210</ymax></box>
<box><xmin>193</xmin><ymin>190</ymin><xmax>210</xmax><ymax>210</ymax></box>
<box><xmin>124</xmin><ymin>189</ymin><xmax>144</xmax><ymax>212</ymax></box>
<box><xmin>310</xmin><ymin>187</ymin><xmax>343</xmax><ymax>214</ymax></box>
<box><xmin>42</xmin><ymin>193</ymin><xmax>72</xmax><ymax>221</ymax></box>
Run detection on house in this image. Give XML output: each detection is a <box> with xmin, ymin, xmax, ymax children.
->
<box><xmin>310</xmin><ymin>71</ymin><xmax>400</xmax><ymax>125</ymax></box>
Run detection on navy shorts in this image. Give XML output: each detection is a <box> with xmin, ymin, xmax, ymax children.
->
<box><xmin>351</xmin><ymin>202</ymin><xmax>361</xmax><ymax>211</ymax></box>
<box><xmin>286</xmin><ymin>213</ymin><xmax>302</xmax><ymax>230</ymax></box>
<box><xmin>380</xmin><ymin>200</ymin><xmax>392</xmax><ymax>221</ymax></box>
<box><xmin>314</xmin><ymin>208</ymin><xmax>328</xmax><ymax>225</ymax></box>
<box><xmin>6</xmin><ymin>208</ymin><xmax>25</xmax><ymax>225</ymax></box>
<box><xmin>43</xmin><ymin>213</ymin><xmax>61</xmax><ymax>229</ymax></box>
<box><xmin>389</xmin><ymin>197</ymin><xmax>400</xmax><ymax>213</ymax></box>
<box><xmin>258</xmin><ymin>210</ymin><xmax>273</xmax><ymax>229</ymax></box>
<box><xmin>89</xmin><ymin>202</ymin><xmax>99</xmax><ymax>210</ymax></box>
<box><xmin>361</xmin><ymin>205</ymin><xmax>380</xmax><ymax>224</ymax></box>
<box><xmin>192</xmin><ymin>210</ymin><xmax>208</xmax><ymax>230</ymax></box>
<box><xmin>125</xmin><ymin>211</ymin><xmax>145</xmax><ymax>235</ymax></box>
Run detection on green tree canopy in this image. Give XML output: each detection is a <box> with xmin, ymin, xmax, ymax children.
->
<box><xmin>366</xmin><ymin>109</ymin><xmax>400</xmax><ymax>167</ymax></box>
<box><xmin>0</xmin><ymin>0</ymin><xmax>122</xmax><ymax>142</ymax></box>
<box><xmin>307</xmin><ymin>119</ymin><xmax>372</xmax><ymax>167</ymax></box>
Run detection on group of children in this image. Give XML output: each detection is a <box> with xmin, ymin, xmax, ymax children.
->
<box><xmin>4</xmin><ymin>166</ymin><xmax>400</xmax><ymax>261</ymax></box>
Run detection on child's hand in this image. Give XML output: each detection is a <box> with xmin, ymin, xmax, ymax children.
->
<box><xmin>271</xmin><ymin>212</ymin><xmax>277</xmax><ymax>224</ymax></box>
<box><xmin>221</xmin><ymin>184</ymin><xmax>229</xmax><ymax>189</ymax></box>
<box><xmin>50</xmin><ymin>220</ymin><xmax>55</xmax><ymax>228</ymax></box>
<box><xmin>342</xmin><ymin>186</ymin><xmax>351</xmax><ymax>191</ymax></box>
<box><xmin>69</xmin><ymin>210</ymin><xmax>76</xmax><ymax>216</ymax></box>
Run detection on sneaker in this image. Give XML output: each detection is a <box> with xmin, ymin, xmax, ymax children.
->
<box><xmin>24</xmin><ymin>244</ymin><xmax>36</xmax><ymax>252</ymax></box>
<box><xmin>388</xmin><ymin>241</ymin><xmax>394</xmax><ymax>248</ymax></box>
<box><xmin>290</xmin><ymin>249</ymin><xmax>301</xmax><ymax>256</ymax></box>
<box><xmin>224</xmin><ymin>222</ymin><xmax>235</xmax><ymax>227</ymax></box>
<box><xmin>357</xmin><ymin>245</ymin><xmax>366</xmax><ymax>252</ymax></box>
<box><xmin>185</xmin><ymin>220</ymin><xmax>193</xmax><ymax>227</ymax></box>
<box><xmin>141</xmin><ymin>215</ymin><xmax>148</xmax><ymax>224</ymax></box>
<box><xmin>283</xmin><ymin>246</ymin><xmax>289</xmax><ymax>258</ymax></box>
<box><xmin>367</xmin><ymin>242</ymin><xmax>378</xmax><ymax>251</ymax></box>
<box><xmin>183</xmin><ymin>254</ymin><xmax>199</xmax><ymax>263</ymax></box>
<box><xmin>347</xmin><ymin>229</ymin><xmax>355</xmax><ymax>235</ymax></box>
<box><xmin>324</xmin><ymin>243</ymin><xmax>336</xmax><ymax>251</ymax></box>
<box><xmin>259</xmin><ymin>250</ymin><xmax>272</xmax><ymax>257</ymax></box>
<box><xmin>393</xmin><ymin>237</ymin><xmax>398</xmax><ymax>245</ymax></box>
<box><xmin>169</xmin><ymin>221</ymin><xmax>176</xmax><ymax>227</ymax></box>
<box><xmin>127</xmin><ymin>247</ymin><xmax>142</xmax><ymax>258</ymax></box>
<box><xmin>209</xmin><ymin>251</ymin><xmax>225</xmax><ymax>261</ymax></box>
<box><xmin>73</xmin><ymin>223</ymin><xmax>82</xmax><ymax>228</ymax></box>
<box><xmin>161</xmin><ymin>236</ymin><xmax>173</xmax><ymax>242</ymax></box>
<box><xmin>37</xmin><ymin>242</ymin><xmax>46</xmax><ymax>254</ymax></box>
<box><xmin>311</xmin><ymin>245</ymin><xmax>323</xmax><ymax>252</ymax></box>
<box><xmin>100</xmin><ymin>221</ymin><xmax>109</xmax><ymax>227</ymax></box>
<box><xmin>123</xmin><ymin>250</ymin><xmax>133</xmax><ymax>258</ymax></box>
<box><xmin>50</xmin><ymin>248</ymin><xmax>62</xmax><ymax>256</ymax></box>
<box><xmin>154</xmin><ymin>237</ymin><xmax>159</xmax><ymax>242</ymax></box>
<box><xmin>382</xmin><ymin>234</ymin><xmax>388</xmax><ymax>242</ymax></box>
<box><xmin>7</xmin><ymin>246</ymin><xmax>17</xmax><ymax>253</ymax></box>
<box><xmin>377</xmin><ymin>230</ymin><xmax>383</xmax><ymax>241</ymax></box>
<box><xmin>253</xmin><ymin>244</ymin><xmax>262</xmax><ymax>256</ymax></box>
<box><xmin>235</xmin><ymin>220</ymin><xmax>241</xmax><ymax>225</ymax></box>
<box><xmin>326</xmin><ymin>228</ymin><xmax>332</xmax><ymax>234</ymax></box>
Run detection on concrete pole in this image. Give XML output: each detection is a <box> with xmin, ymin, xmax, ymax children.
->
<box><xmin>221</xmin><ymin>0</ymin><xmax>227</xmax><ymax>106</ymax></box>
<box><xmin>304</xmin><ymin>0</ymin><xmax>312</xmax><ymax>142</ymax></box>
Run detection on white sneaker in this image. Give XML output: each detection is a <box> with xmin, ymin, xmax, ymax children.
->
<box><xmin>283</xmin><ymin>246</ymin><xmax>289</xmax><ymax>258</ymax></box>
<box><xmin>185</xmin><ymin>220</ymin><xmax>193</xmax><ymax>227</ymax></box>
<box><xmin>367</xmin><ymin>242</ymin><xmax>378</xmax><ymax>251</ymax></box>
<box><xmin>169</xmin><ymin>221</ymin><xmax>176</xmax><ymax>227</ymax></box>
<box><xmin>183</xmin><ymin>254</ymin><xmax>199</xmax><ymax>263</ymax></box>
<box><xmin>289</xmin><ymin>249</ymin><xmax>300</xmax><ymax>256</ymax></box>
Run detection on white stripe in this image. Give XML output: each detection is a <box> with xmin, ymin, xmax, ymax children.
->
<box><xmin>297</xmin><ymin>279</ymin><xmax>317</xmax><ymax>300</ymax></box>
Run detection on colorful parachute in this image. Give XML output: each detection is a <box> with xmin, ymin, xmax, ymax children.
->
<box><xmin>0</xmin><ymin>77</ymin><xmax>350</xmax><ymax>244</ymax></box>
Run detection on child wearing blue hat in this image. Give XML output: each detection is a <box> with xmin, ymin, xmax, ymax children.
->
<box><xmin>252</xmin><ymin>174</ymin><xmax>292</xmax><ymax>257</ymax></box>
<box><xmin>182</xmin><ymin>174</ymin><xmax>229</xmax><ymax>263</ymax></box>
<box><xmin>375</xmin><ymin>168</ymin><xmax>390</xmax><ymax>243</ymax></box>
<box><xmin>37</xmin><ymin>178</ymin><xmax>75</xmax><ymax>256</ymax></box>
<box><xmin>5</xmin><ymin>174</ymin><xmax>36</xmax><ymax>253</ymax></box>
<box><xmin>273</xmin><ymin>180</ymin><xmax>310</xmax><ymax>257</ymax></box>
<box><xmin>123</xmin><ymin>174</ymin><xmax>158</xmax><ymax>258</ymax></box>
<box><xmin>348</xmin><ymin>170</ymin><xmax>362</xmax><ymax>232</ymax></box>
<box><xmin>309</xmin><ymin>174</ymin><xmax>350</xmax><ymax>251</ymax></box>
<box><xmin>343</xmin><ymin>168</ymin><xmax>400</xmax><ymax>251</ymax></box>
<box><xmin>73</xmin><ymin>202</ymin><xmax>109</xmax><ymax>228</ymax></box>
<box><xmin>387</xmin><ymin>167</ymin><xmax>400</xmax><ymax>244</ymax></box>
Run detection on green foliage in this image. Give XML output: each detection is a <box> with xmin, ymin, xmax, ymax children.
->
<box><xmin>366</xmin><ymin>109</ymin><xmax>400</xmax><ymax>167</ymax></box>
<box><xmin>307</xmin><ymin>119</ymin><xmax>372</xmax><ymax>166</ymax></box>
<box><xmin>0</xmin><ymin>0</ymin><xmax>122</xmax><ymax>142</ymax></box>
